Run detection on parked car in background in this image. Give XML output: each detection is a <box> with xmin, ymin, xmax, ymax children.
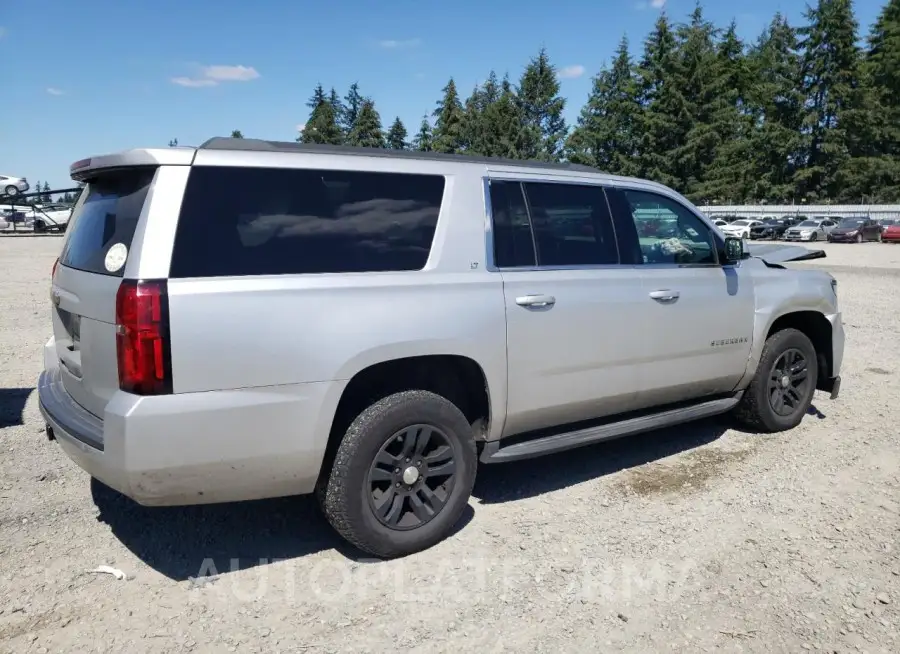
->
<box><xmin>721</xmin><ymin>219</ymin><xmax>763</xmax><ymax>239</ymax></box>
<box><xmin>29</xmin><ymin>203</ymin><xmax>73</xmax><ymax>232</ymax></box>
<box><xmin>749</xmin><ymin>217</ymin><xmax>799</xmax><ymax>240</ymax></box>
<box><xmin>0</xmin><ymin>175</ymin><xmax>30</xmax><ymax>197</ymax></box>
<box><xmin>784</xmin><ymin>218</ymin><xmax>837</xmax><ymax>242</ymax></box>
<box><xmin>881</xmin><ymin>220</ymin><xmax>900</xmax><ymax>243</ymax></box>
<box><xmin>827</xmin><ymin>217</ymin><xmax>883</xmax><ymax>243</ymax></box>
<box><xmin>713</xmin><ymin>218</ymin><xmax>729</xmax><ymax>227</ymax></box>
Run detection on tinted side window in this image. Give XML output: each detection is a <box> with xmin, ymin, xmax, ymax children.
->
<box><xmin>489</xmin><ymin>181</ymin><xmax>536</xmax><ymax>267</ymax></box>
<box><xmin>619</xmin><ymin>189</ymin><xmax>717</xmax><ymax>265</ymax></box>
<box><xmin>169</xmin><ymin>167</ymin><xmax>445</xmax><ymax>277</ymax></box>
<box><xmin>522</xmin><ymin>182</ymin><xmax>619</xmax><ymax>266</ymax></box>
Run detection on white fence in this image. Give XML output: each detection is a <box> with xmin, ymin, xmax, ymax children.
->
<box><xmin>698</xmin><ymin>204</ymin><xmax>900</xmax><ymax>220</ymax></box>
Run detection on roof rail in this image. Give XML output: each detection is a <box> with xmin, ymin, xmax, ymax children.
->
<box><xmin>197</xmin><ymin>137</ymin><xmax>600</xmax><ymax>173</ymax></box>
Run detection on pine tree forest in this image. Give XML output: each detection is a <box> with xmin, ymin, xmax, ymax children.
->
<box><xmin>293</xmin><ymin>0</ymin><xmax>900</xmax><ymax>205</ymax></box>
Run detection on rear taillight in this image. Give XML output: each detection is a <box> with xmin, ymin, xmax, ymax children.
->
<box><xmin>51</xmin><ymin>258</ymin><xmax>58</xmax><ymax>279</ymax></box>
<box><xmin>115</xmin><ymin>279</ymin><xmax>172</xmax><ymax>395</ymax></box>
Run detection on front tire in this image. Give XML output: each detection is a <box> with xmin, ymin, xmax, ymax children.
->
<box><xmin>810</xmin><ymin>232</ymin><xmax>818</xmax><ymax>241</ymax></box>
<box><xmin>321</xmin><ymin>390</ymin><xmax>477</xmax><ymax>558</ymax></box>
<box><xmin>855</xmin><ymin>233</ymin><xmax>863</xmax><ymax>243</ymax></box>
<box><xmin>734</xmin><ymin>328</ymin><xmax>818</xmax><ymax>433</ymax></box>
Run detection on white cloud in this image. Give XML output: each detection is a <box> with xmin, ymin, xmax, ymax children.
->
<box><xmin>378</xmin><ymin>38</ymin><xmax>422</xmax><ymax>49</ymax></box>
<box><xmin>171</xmin><ymin>76</ymin><xmax>218</xmax><ymax>88</ymax></box>
<box><xmin>46</xmin><ymin>87</ymin><xmax>65</xmax><ymax>96</ymax></box>
<box><xmin>559</xmin><ymin>65</ymin><xmax>586</xmax><ymax>79</ymax></box>
<box><xmin>296</xmin><ymin>123</ymin><xmax>305</xmax><ymax>133</ymax></box>
<box><xmin>651</xmin><ymin>0</ymin><xmax>667</xmax><ymax>7</ymax></box>
<box><xmin>201</xmin><ymin>64</ymin><xmax>259</xmax><ymax>82</ymax></box>
<box><xmin>171</xmin><ymin>64</ymin><xmax>260</xmax><ymax>88</ymax></box>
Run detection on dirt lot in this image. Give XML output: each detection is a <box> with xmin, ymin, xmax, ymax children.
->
<box><xmin>1</xmin><ymin>236</ymin><xmax>898</xmax><ymax>653</ymax></box>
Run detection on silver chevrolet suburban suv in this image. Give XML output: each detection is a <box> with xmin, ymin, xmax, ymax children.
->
<box><xmin>39</xmin><ymin>138</ymin><xmax>844</xmax><ymax>558</ymax></box>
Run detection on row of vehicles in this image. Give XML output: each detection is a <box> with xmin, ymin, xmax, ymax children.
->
<box><xmin>0</xmin><ymin>202</ymin><xmax>73</xmax><ymax>232</ymax></box>
<box><xmin>714</xmin><ymin>215</ymin><xmax>900</xmax><ymax>243</ymax></box>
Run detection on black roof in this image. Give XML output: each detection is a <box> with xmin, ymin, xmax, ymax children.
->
<box><xmin>198</xmin><ymin>137</ymin><xmax>599</xmax><ymax>173</ymax></box>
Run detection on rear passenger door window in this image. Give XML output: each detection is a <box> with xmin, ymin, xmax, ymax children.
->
<box><xmin>615</xmin><ymin>189</ymin><xmax>717</xmax><ymax>265</ymax></box>
<box><xmin>521</xmin><ymin>182</ymin><xmax>618</xmax><ymax>266</ymax></box>
<box><xmin>169</xmin><ymin>167</ymin><xmax>445</xmax><ymax>277</ymax></box>
<box><xmin>489</xmin><ymin>181</ymin><xmax>536</xmax><ymax>267</ymax></box>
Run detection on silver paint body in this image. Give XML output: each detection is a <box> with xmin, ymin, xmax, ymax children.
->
<box><xmin>39</xmin><ymin>146</ymin><xmax>845</xmax><ymax>505</ymax></box>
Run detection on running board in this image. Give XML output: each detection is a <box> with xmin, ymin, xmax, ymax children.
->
<box><xmin>480</xmin><ymin>394</ymin><xmax>742</xmax><ymax>464</ymax></box>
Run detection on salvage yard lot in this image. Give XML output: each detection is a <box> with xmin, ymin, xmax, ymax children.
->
<box><xmin>1</xmin><ymin>236</ymin><xmax>898</xmax><ymax>653</ymax></box>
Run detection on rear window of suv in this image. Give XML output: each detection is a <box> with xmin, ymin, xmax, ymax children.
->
<box><xmin>169</xmin><ymin>166</ymin><xmax>446</xmax><ymax>277</ymax></box>
<box><xmin>59</xmin><ymin>168</ymin><xmax>156</xmax><ymax>277</ymax></box>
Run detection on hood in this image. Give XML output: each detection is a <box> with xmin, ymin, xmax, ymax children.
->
<box><xmin>745</xmin><ymin>242</ymin><xmax>827</xmax><ymax>264</ymax></box>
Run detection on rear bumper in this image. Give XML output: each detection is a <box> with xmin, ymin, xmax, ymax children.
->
<box><xmin>38</xmin><ymin>357</ymin><xmax>343</xmax><ymax>506</ymax></box>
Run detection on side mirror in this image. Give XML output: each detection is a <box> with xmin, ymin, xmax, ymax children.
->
<box><xmin>723</xmin><ymin>237</ymin><xmax>745</xmax><ymax>264</ymax></box>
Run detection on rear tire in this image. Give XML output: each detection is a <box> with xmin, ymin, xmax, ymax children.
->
<box><xmin>3</xmin><ymin>185</ymin><xmax>18</xmax><ymax>197</ymax></box>
<box><xmin>320</xmin><ymin>390</ymin><xmax>477</xmax><ymax>559</ymax></box>
<box><xmin>733</xmin><ymin>328</ymin><xmax>818</xmax><ymax>433</ymax></box>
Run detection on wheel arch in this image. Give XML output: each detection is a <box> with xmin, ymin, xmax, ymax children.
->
<box><xmin>765</xmin><ymin>311</ymin><xmax>834</xmax><ymax>388</ymax></box>
<box><xmin>317</xmin><ymin>352</ymin><xmax>497</xmax><ymax>489</ymax></box>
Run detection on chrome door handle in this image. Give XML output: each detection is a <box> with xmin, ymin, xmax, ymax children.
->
<box><xmin>516</xmin><ymin>294</ymin><xmax>556</xmax><ymax>308</ymax></box>
<box><xmin>649</xmin><ymin>289</ymin><xmax>680</xmax><ymax>303</ymax></box>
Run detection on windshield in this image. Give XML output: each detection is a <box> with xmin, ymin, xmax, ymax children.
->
<box><xmin>879</xmin><ymin>219</ymin><xmax>896</xmax><ymax>226</ymax></box>
<box><xmin>797</xmin><ymin>221</ymin><xmax>818</xmax><ymax>227</ymax></box>
<box><xmin>838</xmin><ymin>218</ymin><xmax>865</xmax><ymax>227</ymax></box>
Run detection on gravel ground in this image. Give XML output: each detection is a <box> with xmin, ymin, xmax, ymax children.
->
<box><xmin>1</xmin><ymin>235</ymin><xmax>898</xmax><ymax>654</ymax></box>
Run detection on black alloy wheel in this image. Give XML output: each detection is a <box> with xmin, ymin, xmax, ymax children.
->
<box><xmin>766</xmin><ymin>348</ymin><xmax>811</xmax><ymax>418</ymax></box>
<box><xmin>367</xmin><ymin>424</ymin><xmax>458</xmax><ymax>530</ymax></box>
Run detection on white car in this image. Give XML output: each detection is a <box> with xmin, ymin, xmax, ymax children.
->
<box><xmin>0</xmin><ymin>174</ymin><xmax>30</xmax><ymax>197</ymax></box>
<box><xmin>720</xmin><ymin>219</ymin><xmax>763</xmax><ymax>239</ymax></box>
<box><xmin>713</xmin><ymin>218</ymin><xmax>729</xmax><ymax>227</ymax></box>
<box><xmin>29</xmin><ymin>203</ymin><xmax>73</xmax><ymax>232</ymax></box>
<box><xmin>783</xmin><ymin>219</ymin><xmax>837</xmax><ymax>242</ymax></box>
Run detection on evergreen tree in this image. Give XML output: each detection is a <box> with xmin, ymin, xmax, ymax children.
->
<box><xmin>517</xmin><ymin>47</ymin><xmax>567</xmax><ymax>161</ymax></box>
<box><xmin>342</xmin><ymin>82</ymin><xmax>363</xmax><ymax>134</ymax></box>
<box><xmin>230</xmin><ymin>130</ymin><xmax>244</xmax><ymax>138</ymax></box>
<box><xmin>307</xmin><ymin>83</ymin><xmax>327</xmax><ymax>110</ymax></box>
<box><xmin>742</xmin><ymin>14</ymin><xmax>807</xmax><ymax>202</ymax></box>
<box><xmin>386</xmin><ymin>116</ymin><xmax>408</xmax><ymax>150</ymax></box>
<box><xmin>168</xmin><ymin>138</ymin><xmax>178</xmax><ymax>147</ymax></box>
<box><xmin>635</xmin><ymin>13</ymin><xmax>687</xmax><ymax>188</ymax></box>
<box><xmin>413</xmin><ymin>116</ymin><xmax>434</xmax><ymax>151</ymax></box>
<box><xmin>42</xmin><ymin>182</ymin><xmax>52</xmax><ymax>202</ymax></box>
<box><xmin>672</xmin><ymin>5</ymin><xmax>726</xmax><ymax>201</ymax></box>
<box><xmin>566</xmin><ymin>35</ymin><xmax>642</xmax><ymax>176</ymax></box>
<box><xmin>329</xmin><ymin>87</ymin><xmax>346</xmax><ymax>134</ymax></box>
<box><xmin>300</xmin><ymin>85</ymin><xmax>343</xmax><ymax>145</ymax></box>
<box><xmin>481</xmin><ymin>75</ymin><xmax>528</xmax><ymax>159</ymax></box>
<box><xmin>346</xmin><ymin>98</ymin><xmax>385</xmax><ymax>148</ymax></box>
<box><xmin>859</xmin><ymin>0</ymin><xmax>900</xmax><ymax>200</ymax></box>
<box><xmin>695</xmin><ymin>21</ymin><xmax>755</xmax><ymax>202</ymax></box>
<box><xmin>432</xmin><ymin>78</ymin><xmax>465</xmax><ymax>153</ymax></box>
<box><xmin>796</xmin><ymin>0</ymin><xmax>871</xmax><ymax>200</ymax></box>
<box><xmin>459</xmin><ymin>84</ymin><xmax>484</xmax><ymax>154</ymax></box>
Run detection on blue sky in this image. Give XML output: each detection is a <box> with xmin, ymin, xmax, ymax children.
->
<box><xmin>0</xmin><ymin>0</ymin><xmax>888</xmax><ymax>190</ymax></box>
